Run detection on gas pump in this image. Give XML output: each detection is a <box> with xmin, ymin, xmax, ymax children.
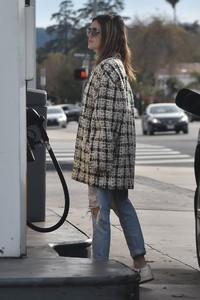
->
<box><xmin>27</xmin><ymin>107</ymin><xmax>70</xmax><ymax>232</ymax></box>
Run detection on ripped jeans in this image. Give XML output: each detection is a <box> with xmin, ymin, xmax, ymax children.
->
<box><xmin>88</xmin><ymin>185</ymin><xmax>146</xmax><ymax>261</ymax></box>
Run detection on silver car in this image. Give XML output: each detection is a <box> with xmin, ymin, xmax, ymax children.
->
<box><xmin>47</xmin><ymin>106</ymin><xmax>67</xmax><ymax>128</ymax></box>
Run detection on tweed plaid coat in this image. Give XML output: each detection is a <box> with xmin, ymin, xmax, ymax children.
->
<box><xmin>72</xmin><ymin>57</ymin><xmax>136</xmax><ymax>190</ymax></box>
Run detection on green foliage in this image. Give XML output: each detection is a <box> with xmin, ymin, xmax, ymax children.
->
<box><xmin>188</xmin><ymin>72</ymin><xmax>200</xmax><ymax>90</ymax></box>
<box><xmin>36</xmin><ymin>1</ymin><xmax>200</xmax><ymax>104</ymax></box>
<box><xmin>166</xmin><ymin>76</ymin><xmax>184</xmax><ymax>96</ymax></box>
<box><xmin>36</xmin><ymin>0</ymin><xmax>126</xmax><ymax>102</ymax></box>
<box><xmin>131</xmin><ymin>72</ymin><xmax>155</xmax><ymax>99</ymax></box>
<box><xmin>128</xmin><ymin>17</ymin><xmax>189</xmax><ymax>73</ymax></box>
<box><xmin>45</xmin><ymin>0</ymin><xmax>76</xmax><ymax>54</ymax></box>
<box><xmin>36</xmin><ymin>53</ymin><xmax>83</xmax><ymax>103</ymax></box>
<box><xmin>39</xmin><ymin>0</ymin><xmax>125</xmax><ymax>56</ymax></box>
<box><xmin>182</xmin><ymin>21</ymin><xmax>200</xmax><ymax>34</ymax></box>
<box><xmin>127</xmin><ymin>16</ymin><xmax>200</xmax><ymax>103</ymax></box>
<box><xmin>76</xmin><ymin>0</ymin><xmax>125</xmax><ymax>27</ymax></box>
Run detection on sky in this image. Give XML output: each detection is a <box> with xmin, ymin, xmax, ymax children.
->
<box><xmin>36</xmin><ymin>0</ymin><xmax>200</xmax><ymax>28</ymax></box>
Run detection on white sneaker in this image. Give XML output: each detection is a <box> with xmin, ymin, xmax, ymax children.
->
<box><xmin>134</xmin><ymin>264</ymin><xmax>154</xmax><ymax>285</ymax></box>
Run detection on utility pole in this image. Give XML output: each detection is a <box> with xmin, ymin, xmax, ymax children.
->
<box><xmin>93</xmin><ymin>0</ymin><xmax>97</xmax><ymax>17</ymax></box>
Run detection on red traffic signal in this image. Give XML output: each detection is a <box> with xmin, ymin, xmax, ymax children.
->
<box><xmin>74</xmin><ymin>68</ymin><xmax>87</xmax><ymax>80</ymax></box>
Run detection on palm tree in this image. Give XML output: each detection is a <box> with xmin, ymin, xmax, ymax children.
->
<box><xmin>166</xmin><ymin>0</ymin><xmax>180</xmax><ymax>24</ymax></box>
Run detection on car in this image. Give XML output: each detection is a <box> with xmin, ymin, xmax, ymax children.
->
<box><xmin>134</xmin><ymin>107</ymin><xmax>139</xmax><ymax>118</ymax></box>
<box><xmin>141</xmin><ymin>103</ymin><xmax>189</xmax><ymax>135</ymax></box>
<box><xmin>58</xmin><ymin>104</ymin><xmax>80</xmax><ymax>123</ymax></box>
<box><xmin>47</xmin><ymin>106</ymin><xmax>67</xmax><ymax>128</ymax></box>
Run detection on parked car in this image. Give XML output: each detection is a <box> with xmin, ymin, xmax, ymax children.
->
<box><xmin>58</xmin><ymin>104</ymin><xmax>80</xmax><ymax>123</ymax></box>
<box><xmin>141</xmin><ymin>103</ymin><xmax>189</xmax><ymax>135</ymax></box>
<box><xmin>47</xmin><ymin>106</ymin><xmax>67</xmax><ymax>128</ymax></box>
<box><xmin>134</xmin><ymin>107</ymin><xmax>139</xmax><ymax>118</ymax></box>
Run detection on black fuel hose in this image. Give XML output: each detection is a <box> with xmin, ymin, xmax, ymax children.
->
<box><xmin>27</xmin><ymin>141</ymin><xmax>70</xmax><ymax>233</ymax></box>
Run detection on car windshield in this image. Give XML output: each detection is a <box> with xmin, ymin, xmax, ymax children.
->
<box><xmin>150</xmin><ymin>105</ymin><xmax>180</xmax><ymax>114</ymax></box>
<box><xmin>48</xmin><ymin>107</ymin><xmax>62</xmax><ymax>114</ymax></box>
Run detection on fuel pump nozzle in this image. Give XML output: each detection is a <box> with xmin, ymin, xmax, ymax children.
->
<box><xmin>26</xmin><ymin>107</ymin><xmax>70</xmax><ymax>232</ymax></box>
<box><xmin>26</xmin><ymin>107</ymin><xmax>49</xmax><ymax>143</ymax></box>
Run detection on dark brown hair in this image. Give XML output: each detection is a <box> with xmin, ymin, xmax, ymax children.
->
<box><xmin>92</xmin><ymin>14</ymin><xmax>135</xmax><ymax>80</ymax></box>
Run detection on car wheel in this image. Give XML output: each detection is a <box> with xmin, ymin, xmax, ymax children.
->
<box><xmin>183</xmin><ymin>127</ymin><xmax>188</xmax><ymax>134</ymax></box>
<box><xmin>142</xmin><ymin>127</ymin><xmax>147</xmax><ymax>135</ymax></box>
<box><xmin>143</xmin><ymin>130</ymin><xmax>147</xmax><ymax>135</ymax></box>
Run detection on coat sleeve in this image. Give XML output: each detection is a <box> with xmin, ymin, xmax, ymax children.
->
<box><xmin>89</xmin><ymin>65</ymin><xmax>125</xmax><ymax>173</ymax></box>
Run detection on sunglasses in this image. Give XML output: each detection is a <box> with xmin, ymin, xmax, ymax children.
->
<box><xmin>87</xmin><ymin>27</ymin><xmax>100</xmax><ymax>37</ymax></box>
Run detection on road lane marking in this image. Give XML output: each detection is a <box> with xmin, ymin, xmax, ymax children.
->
<box><xmin>45</xmin><ymin>144</ymin><xmax>194</xmax><ymax>165</ymax></box>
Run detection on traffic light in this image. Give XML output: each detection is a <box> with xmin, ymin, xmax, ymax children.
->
<box><xmin>74</xmin><ymin>68</ymin><xmax>87</xmax><ymax>80</ymax></box>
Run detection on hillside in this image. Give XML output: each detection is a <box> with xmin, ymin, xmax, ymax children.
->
<box><xmin>36</xmin><ymin>27</ymin><xmax>54</xmax><ymax>48</ymax></box>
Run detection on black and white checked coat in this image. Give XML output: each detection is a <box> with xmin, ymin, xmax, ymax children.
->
<box><xmin>72</xmin><ymin>57</ymin><xmax>136</xmax><ymax>190</ymax></box>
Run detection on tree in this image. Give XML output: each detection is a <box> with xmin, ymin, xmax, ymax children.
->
<box><xmin>39</xmin><ymin>1</ymin><xmax>126</xmax><ymax>58</ymax></box>
<box><xmin>36</xmin><ymin>0</ymin><xmax>200</xmax><ymax>104</ymax></box>
<box><xmin>128</xmin><ymin>16</ymin><xmax>200</xmax><ymax>102</ymax></box>
<box><xmin>128</xmin><ymin>17</ymin><xmax>187</xmax><ymax>73</ymax></box>
<box><xmin>36</xmin><ymin>53</ymin><xmax>83</xmax><ymax>103</ymax></box>
<box><xmin>45</xmin><ymin>0</ymin><xmax>76</xmax><ymax>54</ymax></box>
<box><xmin>166</xmin><ymin>76</ymin><xmax>183</xmax><ymax>98</ymax></box>
<box><xmin>75</xmin><ymin>0</ymin><xmax>125</xmax><ymax>27</ymax></box>
<box><xmin>189</xmin><ymin>72</ymin><xmax>200</xmax><ymax>90</ymax></box>
<box><xmin>166</xmin><ymin>0</ymin><xmax>180</xmax><ymax>24</ymax></box>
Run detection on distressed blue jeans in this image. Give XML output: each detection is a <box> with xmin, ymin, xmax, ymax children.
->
<box><xmin>88</xmin><ymin>186</ymin><xmax>146</xmax><ymax>261</ymax></box>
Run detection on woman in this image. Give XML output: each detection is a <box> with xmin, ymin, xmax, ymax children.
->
<box><xmin>72</xmin><ymin>14</ymin><xmax>154</xmax><ymax>284</ymax></box>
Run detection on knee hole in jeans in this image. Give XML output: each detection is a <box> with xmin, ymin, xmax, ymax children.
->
<box><xmin>90</xmin><ymin>207</ymin><xmax>100</xmax><ymax>217</ymax></box>
<box><xmin>90</xmin><ymin>206</ymin><xmax>107</xmax><ymax>225</ymax></box>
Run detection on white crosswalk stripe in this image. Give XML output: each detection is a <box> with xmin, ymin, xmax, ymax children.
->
<box><xmin>46</xmin><ymin>144</ymin><xmax>194</xmax><ymax>165</ymax></box>
<box><xmin>46</xmin><ymin>149</ymin><xmax>74</xmax><ymax>163</ymax></box>
<box><xmin>135</xmin><ymin>144</ymin><xmax>193</xmax><ymax>165</ymax></box>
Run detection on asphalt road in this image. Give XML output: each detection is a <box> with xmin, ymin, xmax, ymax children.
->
<box><xmin>46</xmin><ymin>119</ymin><xmax>200</xmax><ymax>168</ymax></box>
<box><xmin>138</xmin><ymin>119</ymin><xmax>200</xmax><ymax>159</ymax></box>
<box><xmin>44</xmin><ymin>119</ymin><xmax>200</xmax><ymax>299</ymax></box>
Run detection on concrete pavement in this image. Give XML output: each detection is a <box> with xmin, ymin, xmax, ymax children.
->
<box><xmin>44</xmin><ymin>123</ymin><xmax>200</xmax><ymax>299</ymax></box>
<box><xmin>45</xmin><ymin>163</ymin><xmax>200</xmax><ymax>299</ymax></box>
<box><xmin>0</xmin><ymin>174</ymin><xmax>140</xmax><ymax>300</ymax></box>
<box><xmin>1</xmin><ymin>121</ymin><xmax>200</xmax><ymax>299</ymax></box>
